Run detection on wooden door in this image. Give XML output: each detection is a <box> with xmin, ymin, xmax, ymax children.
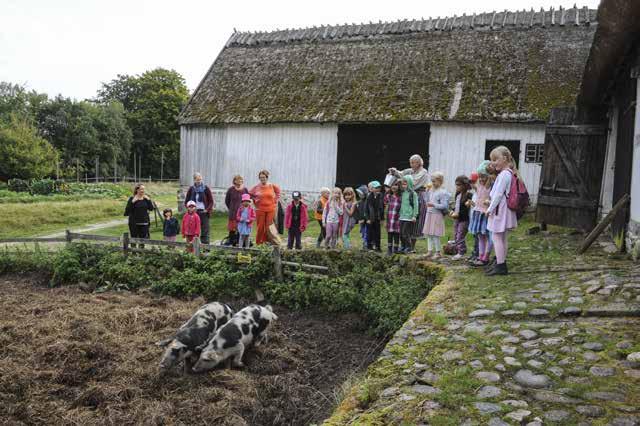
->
<box><xmin>536</xmin><ymin>108</ymin><xmax>607</xmax><ymax>231</ymax></box>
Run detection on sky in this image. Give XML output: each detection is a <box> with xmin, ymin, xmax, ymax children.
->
<box><xmin>0</xmin><ymin>0</ymin><xmax>601</xmax><ymax>100</ymax></box>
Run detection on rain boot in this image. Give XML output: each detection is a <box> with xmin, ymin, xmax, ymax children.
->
<box><xmin>486</xmin><ymin>262</ymin><xmax>508</xmax><ymax>276</ymax></box>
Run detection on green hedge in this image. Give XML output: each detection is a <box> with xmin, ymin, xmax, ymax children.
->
<box><xmin>0</xmin><ymin>245</ymin><xmax>439</xmax><ymax>336</ymax></box>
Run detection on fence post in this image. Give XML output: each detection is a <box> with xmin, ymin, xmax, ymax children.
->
<box><xmin>272</xmin><ymin>246</ymin><xmax>283</xmax><ymax>281</ymax></box>
<box><xmin>194</xmin><ymin>236</ymin><xmax>201</xmax><ymax>257</ymax></box>
<box><xmin>65</xmin><ymin>229</ymin><xmax>72</xmax><ymax>246</ymax></box>
<box><xmin>123</xmin><ymin>232</ymin><xmax>130</xmax><ymax>254</ymax></box>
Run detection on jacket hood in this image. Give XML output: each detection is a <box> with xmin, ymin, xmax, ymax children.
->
<box><xmin>403</xmin><ymin>175</ymin><xmax>415</xmax><ymax>191</ymax></box>
<box><xmin>356</xmin><ymin>185</ymin><xmax>369</xmax><ymax>200</ymax></box>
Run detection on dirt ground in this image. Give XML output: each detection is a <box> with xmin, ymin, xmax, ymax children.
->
<box><xmin>0</xmin><ymin>274</ymin><xmax>386</xmax><ymax>426</ymax></box>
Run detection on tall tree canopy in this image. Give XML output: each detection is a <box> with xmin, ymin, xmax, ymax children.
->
<box><xmin>97</xmin><ymin>68</ymin><xmax>189</xmax><ymax>179</ymax></box>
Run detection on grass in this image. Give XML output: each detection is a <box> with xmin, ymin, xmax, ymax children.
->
<box><xmin>0</xmin><ymin>183</ymin><xmax>179</xmax><ymax>239</ymax></box>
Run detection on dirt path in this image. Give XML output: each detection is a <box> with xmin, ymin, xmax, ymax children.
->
<box><xmin>0</xmin><ymin>275</ymin><xmax>384</xmax><ymax>426</ymax></box>
<box><xmin>39</xmin><ymin>218</ymin><xmax>129</xmax><ymax>238</ymax></box>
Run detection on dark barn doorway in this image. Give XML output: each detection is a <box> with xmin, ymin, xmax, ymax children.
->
<box><xmin>485</xmin><ymin>140</ymin><xmax>521</xmax><ymax>168</ymax></box>
<box><xmin>335</xmin><ymin>123</ymin><xmax>429</xmax><ymax>188</ymax></box>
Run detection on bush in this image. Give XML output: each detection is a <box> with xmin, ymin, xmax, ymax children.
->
<box><xmin>8</xmin><ymin>178</ymin><xmax>30</xmax><ymax>193</ymax></box>
<box><xmin>30</xmin><ymin>178</ymin><xmax>56</xmax><ymax>195</ymax></box>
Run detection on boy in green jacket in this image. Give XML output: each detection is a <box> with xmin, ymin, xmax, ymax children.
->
<box><xmin>399</xmin><ymin>175</ymin><xmax>419</xmax><ymax>253</ymax></box>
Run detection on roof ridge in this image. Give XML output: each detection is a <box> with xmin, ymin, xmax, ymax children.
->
<box><xmin>226</xmin><ymin>5</ymin><xmax>597</xmax><ymax>47</ymax></box>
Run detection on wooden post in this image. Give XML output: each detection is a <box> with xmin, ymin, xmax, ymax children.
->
<box><xmin>123</xmin><ymin>232</ymin><xmax>130</xmax><ymax>254</ymax></box>
<box><xmin>577</xmin><ymin>194</ymin><xmax>630</xmax><ymax>254</ymax></box>
<box><xmin>65</xmin><ymin>229</ymin><xmax>72</xmax><ymax>246</ymax></box>
<box><xmin>193</xmin><ymin>236</ymin><xmax>201</xmax><ymax>257</ymax></box>
<box><xmin>272</xmin><ymin>246</ymin><xmax>283</xmax><ymax>281</ymax></box>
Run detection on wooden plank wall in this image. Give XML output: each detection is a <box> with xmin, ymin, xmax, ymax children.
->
<box><xmin>429</xmin><ymin>122</ymin><xmax>546</xmax><ymax>202</ymax></box>
<box><xmin>180</xmin><ymin>123</ymin><xmax>338</xmax><ymax>192</ymax></box>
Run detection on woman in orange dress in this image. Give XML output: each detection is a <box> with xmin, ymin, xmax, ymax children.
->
<box><xmin>249</xmin><ymin>170</ymin><xmax>281</xmax><ymax>245</ymax></box>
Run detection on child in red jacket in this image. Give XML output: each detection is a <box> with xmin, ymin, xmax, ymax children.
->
<box><xmin>182</xmin><ymin>201</ymin><xmax>202</xmax><ymax>253</ymax></box>
<box><xmin>285</xmin><ymin>191</ymin><xmax>308</xmax><ymax>250</ymax></box>
<box><xmin>236</xmin><ymin>194</ymin><xmax>256</xmax><ymax>248</ymax></box>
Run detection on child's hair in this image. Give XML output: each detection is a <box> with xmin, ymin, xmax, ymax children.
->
<box><xmin>455</xmin><ymin>175</ymin><xmax>471</xmax><ymax>199</ymax></box>
<box><xmin>343</xmin><ymin>187</ymin><xmax>355</xmax><ymax>201</ymax></box>
<box><xmin>320</xmin><ymin>187</ymin><xmax>330</xmax><ymax>196</ymax></box>
<box><xmin>232</xmin><ymin>175</ymin><xmax>243</xmax><ymax>185</ymax></box>
<box><xmin>329</xmin><ymin>187</ymin><xmax>343</xmax><ymax>207</ymax></box>
<box><xmin>489</xmin><ymin>145</ymin><xmax>520</xmax><ymax>176</ymax></box>
<box><xmin>163</xmin><ymin>208</ymin><xmax>172</xmax><ymax>216</ymax></box>
<box><xmin>390</xmin><ymin>181</ymin><xmax>400</xmax><ymax>192</ymax></box>
<box><xmin>431</xmin><ymin>172</ymin><xmax>444</xmax><ymax>184</ymax></box>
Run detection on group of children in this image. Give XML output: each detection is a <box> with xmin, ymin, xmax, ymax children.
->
<box><xmin>163</xmin><ymin>146</ymin><xmax>520</xmax><ymax>275</ymax></box>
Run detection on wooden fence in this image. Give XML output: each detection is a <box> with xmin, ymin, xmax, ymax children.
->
<box><xmin>0</xmin><ymin>231</ymin><xmax>329</xmax><ymax>279</ymax></box>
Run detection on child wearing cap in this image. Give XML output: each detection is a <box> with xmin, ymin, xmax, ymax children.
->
<box><xmin>236</xmin><ymin>194</ymin><xmax>256</xmax><ymax>248</ymax></box>
<box><xmin>162</xmin><ymin>208</ymin><xmax>180</xmax><ymax>242</ymax></box>
<box><xmin>285</xmin><ymin>191</ymin><xmax>308</xmax><ymax>250</ymax></box>
<box><xmin>182</xmin><ymin>201</ymin><xmax>201</xmax><ymax>253</ymax></box>
<box><xmin>364</xmin><ymin>180</ymin><xmax>384</xmax><ymax>251</ymax></box>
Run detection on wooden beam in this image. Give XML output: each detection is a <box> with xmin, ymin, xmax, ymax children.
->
<box><xmin>577</xmin><ymin>194</ymin><xmax>630</xmax><ymax>254</ymax></box>
<box><xmin>69</xmin><ymin>233</ymin><xmax>121</xmax><ymax>242</ymax></box>
<box><xmin>281</xmin><ymin>260</ymin><xmax>329</xmax><ymax>272</ymax></box>
<box><xmin>537</xmin><ymin>195</ymin><xmax>598</xmax><ymax>210</ymax></box>
<box><xmin>546</xmin><ymin>125</ymin><xmax>606</xmax><ymax>136</ymax></box>
<box><xmin>0</xmin><ymin>237</ymin><xmax>67</xmax><ymax>243</ymax></box>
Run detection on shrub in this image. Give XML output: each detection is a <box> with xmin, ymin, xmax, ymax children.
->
<box><xmin>8</xmin><ymin>178</ymin><xmax>30</xmax><ymax>193</ymax></box>
<box><xmin>30</xmin><ymin>178</ymin><xmax>56</xmax><ymax>195</ymax></box>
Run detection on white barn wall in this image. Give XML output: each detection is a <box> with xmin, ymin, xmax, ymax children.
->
<box><xmin>627</xmin><ymin>78</ymin><xmax>640</xmax><ymax>252</ymax></box>
<box><xmin>429</xmin><ymin>122</ymin><xmax>545</xmax><ymax>203</ymax></box>
<box><xmin>600</xmin><ymin>108</ymin><xmax>618</xmax><ymax>216</ymax></box>
<box><xmin>180</xmin><ymin>123</ymin><xmax>338</xmax><ymax>210</ymax></box>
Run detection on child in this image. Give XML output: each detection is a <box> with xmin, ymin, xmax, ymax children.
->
<box><xmin>356</xmin><ymin>185</ymin><xmax>369</xmax><ymax>250</ymax></box>
<box><xmin>236</xmin><ymin>194</ymin><xmax>256</xmax><ymax>248</ymax></box>
<box><xmin>450</xmin><ymin>176</ymin><xmax>472</xmax><ymax>260</ymax></box>
<box><xmin>162</xmin><ymin>208</ymin><xmax>180</xmax><ymax>242</ymax></box>
<box><xmin>342</xmin><ymin>187</ymin><xmax>358</xmax><ymax>249</ymax></box>
<box><xmin>224</xmin><ymin>175</ymin><xmax>248</xmax><ymax>246</ymax></box>
<box><xmin>182</xmin><ymin>201</ymin><xmax>201</xmax><ymax>253</ymax></box>
<box><xmin>467</xmin><ymin>173</ymin><xmax>479</xmax><ymax>262</ymax></box>
<box><xmin>486</xmin><ymin>146</ymin><xmax>519</xmax><ymax>275</ymax></box>
<box><xmin>469</xmin><ymin>170</ymin><xmax>491</xmax><ymax>266</ymax></box>
<box><xmin>399</xmin><ymin>176</ymin><xmax>419</xmax><ymax>253</ymax></box>
<box><xmin>314</xmin><ymin>188</ymin><xmax>330</xmax><ymax>248</ymax></box>
<box><xmin>364</xmin><ymin>181</ymin><xmax>384</xmax><ymax>251</ymax></box>
<box><xmin>384</xmin><ymin>181</ymin><xmax>402</xmax><ymax>255</ymax></box>
<box><xmin>285</xmin><ymin>191</ymin><xmax>308</xmax><ymax>250</ymax></box>
<box><xmin>423</xmin><ymin>172</ymin><xmax>449</xmax><ymax>259</ymax></box>
<box><xmin>323</xmin><ymin>187</ymin><xmax>344</xmax><ymax>249</ymax></box>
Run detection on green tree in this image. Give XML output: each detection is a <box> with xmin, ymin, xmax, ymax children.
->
<box><xmin>97</xmin><ymin>68</ymin><xmax>189</xmax><ymax>178</ymax></box>
<box><xmin>0</xmin><ymin>115</ymin><xmax>58</xmax><ymax>180</ymax></box>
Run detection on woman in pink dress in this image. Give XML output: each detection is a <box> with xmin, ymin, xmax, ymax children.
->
<box><xmin>486</xmin><ymin>146</ymin><xmax>518</xmax><ymax>276</ymax></box>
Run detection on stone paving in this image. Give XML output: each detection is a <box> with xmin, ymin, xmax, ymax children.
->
<box><xmin>325</xmin><ymin>228</ymin><xmax>640</xmax><ymax>426</ymax></box>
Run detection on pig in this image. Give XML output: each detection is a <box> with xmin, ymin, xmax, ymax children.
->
<box><xmin>192</xmin><ymin>304</ymin><xmax>278</xmax><ymax>372</ymax></box>
<box><xmin>157</xmin><ymin>301</ymin><xmax>234</xmax><ymax>374</ymax></box>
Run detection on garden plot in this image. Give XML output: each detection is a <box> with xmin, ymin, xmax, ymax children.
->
<box><xmin>0</xmin><ymin>275</ymin><xmax>386</xmax><ymax>425</ymax></box>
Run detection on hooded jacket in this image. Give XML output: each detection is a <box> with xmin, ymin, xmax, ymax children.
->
<box><xmin>355</xmin><ymin>185</ymin><xmax>369</xmax><ymax>222</ymax></box>
<box><xmin>399</xmin><ymin>176</ymin><xmax>419</xmax><ymax>221</ymax></box>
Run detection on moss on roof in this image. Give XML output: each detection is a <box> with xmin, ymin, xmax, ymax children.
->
<box><xmin>179</xmin><ymin>9</ymin><xmax>597</xmax><ymax>125</ymax></box>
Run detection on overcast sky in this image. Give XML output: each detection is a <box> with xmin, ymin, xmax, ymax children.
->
<box><xmin>0</xmin><ymin>0</ymin><xmax>600</xmax><ymax>100</ymax></box>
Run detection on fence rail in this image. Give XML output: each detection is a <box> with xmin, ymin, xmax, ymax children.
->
<box><xmin>0</xmin><ymin>231</ymin><xmax>329</xmax><ymax>279</ymax></box>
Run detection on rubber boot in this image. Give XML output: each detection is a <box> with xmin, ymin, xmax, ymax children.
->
<box><xmin>486</xmin><ymin>262</ymin><xmax>508</xmax><ymax>276</ymax></box>
<box><xmin>387</xmin><ymin>245</ymin><xmax>393</xmax><ymax>256</ymax></box>
<box><xmin>484</xmin><ymin>256</ymin><xmax>497</xmax><ymax>272</ymax></box>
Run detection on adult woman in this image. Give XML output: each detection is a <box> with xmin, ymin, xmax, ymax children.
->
<box><xmin>224</xmin><ymin>175</ymin><xmax>249</xmax><ymax>245</ymax></box>
<box><xmin>184</xmin><ymin>173</ymin><xmax>214</xmax><ymax>244</ymax></box>
<box><xmin>249</xmin><ymin>170</ymin><xmax>281</xmax><ymax>245</ymax></box>
<box><xmin>389</xmin><ymin>154</ymin><xmax>430</xmax><ymax>249</ymax></box>
<box><xmin>124</xmin><ymin>184</ymin><xmax>154</xmax><ymax>241</ymax></box>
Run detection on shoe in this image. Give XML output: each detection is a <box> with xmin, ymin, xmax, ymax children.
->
<box><xmin>484</xmin><ymin>257</ymin><xmax>497</xmax><ymax>271</ymax></box>
<box><xmin>486</xmin><ymin>262</ymin><xmax>508</xmax><ymax>276</ymax></box>
<box><xmin>387</xmin><ymin>247</ymin><xmax>393</xmax><ymax>256</ymax></box>
<box><xmin>432</xmin><ymin>253</ymin><xmax>441</xmax><ymax>260</ymax></box>
<box><xmin>424</xmin><ymin>251</ymin><xmax>433</xmax><ymax>259</ymax></box>
<box><xmin>452</xmin><ymin>254</ymin><xmax>464</xmax><ymax>261</ymax></box>
<box><xmin>471</xmin><ymin>259</ymin><xmax>489</xmax><ymax>267</ymax></box>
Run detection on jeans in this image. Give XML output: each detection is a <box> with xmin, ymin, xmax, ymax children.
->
<box><xmin>287</xmin><ymin>227</ymin><xmax>302</xmax><ymax>249</ymax></box>
<box><xmin>197</xmin><ymin>210</ymin><xmax>210</xmax><ymax>244</ymax></box>
<box><xmin>367</xmin><ymin>221</ymin><xmax>381</xmax><ymax>250</ymax></box>
<box><xmin>400</xmin><ymin>221</ymin><xmax>413</xmax><ymax>250</ymax></box>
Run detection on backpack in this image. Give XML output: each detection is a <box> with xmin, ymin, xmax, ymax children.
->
<box><xmin>507</xmin><ymin>170</ymin><xmax>530</xmax><ymax>219</ymax></box>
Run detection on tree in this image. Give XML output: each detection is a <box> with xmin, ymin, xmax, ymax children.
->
<box><xmin>97</xmin><ymin>68</ymin><xmax>189</xmax><ymax>179</ymax></box>
<box><xmin>0</xmin><ymin>115</ymin><xmax>58</xmax><ymax>180</ymax></box>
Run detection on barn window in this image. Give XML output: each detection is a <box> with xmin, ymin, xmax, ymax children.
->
<box><xmin>525</xmin><ymin>144</ymin><xmax>544</xmax><ymax>163</ymax></box>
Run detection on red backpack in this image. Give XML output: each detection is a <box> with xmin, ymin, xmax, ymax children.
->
<box><xmin>506</xmin><ymin>170</ymin><xmax>530</xmax><ymax>219</ymax></box>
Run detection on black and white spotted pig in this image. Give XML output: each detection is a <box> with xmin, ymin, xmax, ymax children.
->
<box><xmin>158</xmin><ymin>302</ymin><xmax>233</xmax><ymax>373</ymax></box>
<box><xmin>192</xmin><ymin>304</ymin><xmax>277</xmax><ymax>372</ymax></box>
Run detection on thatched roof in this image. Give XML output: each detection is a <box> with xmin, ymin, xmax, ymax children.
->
<box><xmin>180</xmin><ymin>7</ymin><xmax>598</xmax><ymax>125</ymax></box>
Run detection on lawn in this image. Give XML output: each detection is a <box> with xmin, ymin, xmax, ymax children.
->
<box><xmin>0</xmin><ymin>183</ymin><xmax>179</xmax><ymax>239</ymax></box>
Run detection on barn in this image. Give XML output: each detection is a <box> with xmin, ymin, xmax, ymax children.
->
<box><xmin>178</xmin><ymin>7</ymin><xmax>597</xmax><ymax>205</ymax></box>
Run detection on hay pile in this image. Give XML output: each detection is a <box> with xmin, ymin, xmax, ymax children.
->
<box><xmin>0</xmin><ymin>275</ymin><xmax>385</xmax><ymax>425</ymax></box>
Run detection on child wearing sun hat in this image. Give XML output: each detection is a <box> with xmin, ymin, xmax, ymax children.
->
<box><xmin>236</xmin><ymin>194</ymin><xmax>256</xmax><ymax>248</ymax></box>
